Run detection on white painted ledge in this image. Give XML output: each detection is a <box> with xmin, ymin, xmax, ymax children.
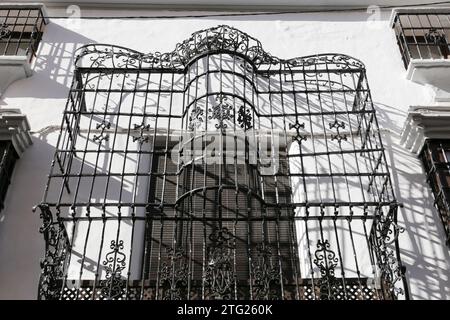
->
<box><xmin>406</xmin><ymin>60</ymin><xmax>450</xmax><ymax>104</ymax></box>
<box><xmin>0</xmin><ymin>109</ymin><xmax>33</xmax><ymax>157</ymax></box>
<box><xmin>401</xmin><ymin>105</ymin><xmax>450</xmax><ymax>154</ymax></box>
<box><xmin>0</xmin><ymin>56</ymin><xmax>33</xmax><ymax>98</ymax></box>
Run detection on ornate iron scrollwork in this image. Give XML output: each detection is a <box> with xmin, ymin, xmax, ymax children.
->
<box><xmin>251</xmin><ymin>245</ymin><xmax>281</xmax><ymax>300</ymax></box>
<box><xmin>0</xmin><ymin>23</ymin><xmax>11</xmax><ymax>39</ymax></box>
<box><xmin>208</xmin><ymin>94</ymin><xmax>234</xmax><ymax>130</ymax></box>
<box><xmin>425</xmin><ymin>28</ymin><xmax>447</xmax><ymax>45</ymax></box>
<box><xmin>160</xmin><ymin>248</ymin><xmax>189</xmax><ymax>300</ymax></box>
<box><xmin>237</xmin><ymin>105</ymin><xmax>253</xmax><ymax>131</ymax></box>
<box><xmin>76</xmin><ymin>25</ymin><xmax>280</xmax><ymax>69</ymax></box>
<box><xmin>37</xmin><ymin>204</ymin><xmax>70</xmax><ymax>300</ymax></box>
<box><xmin>100</xmin><ymin>240</ymin><xmax>126</xmax><ymax>299</ymax></box>
<box><xmin>75</xmin><ymin>25</ymin><xmax>365</xmax><ymax>71</ymax></box>
<box><xmin>188</xmin><ymin>106</ymin><xmax>204</xmax><ymax>131</ymax></box>
<box><xmin>204</xmin><ymin>227</ymin><xmax>236</xmax><ymax>299</ymax></box>
<box><xmin>370</xmin><ymin>211</ymin><xmax>406</xmax><ymax>299</ymax></box>
<box><xmin>313</xmin><ymin>240</ymin><xmax>339</xmax><ymax>300</ymax></box>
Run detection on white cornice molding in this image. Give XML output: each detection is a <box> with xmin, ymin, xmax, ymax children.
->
<box><xmin>401</xmin><ymin>106</ymin><xmax>450</xmax><ymax>154</ymax></box>
<box><xmin>0</xmin><ymin>109</ymin><xmax>33</xmax><ymax>157</ymax></box>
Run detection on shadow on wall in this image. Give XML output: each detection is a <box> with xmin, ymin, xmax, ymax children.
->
<box><xmin>375</xmin><ymin>102</ymin><xmax>450</xmax><ymax>300</ymax></box>
<box><xmin>0</xmin><ymin>22</ymin><xmax>96</xmax><ymax>103</ymax></box>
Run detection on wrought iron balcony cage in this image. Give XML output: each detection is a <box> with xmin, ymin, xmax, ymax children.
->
<box><xmin>0</xmin><ymin>6</ymin><xmax>47</xmax><ymax>61</ymax></box>
<box><xmin>36</xmin><ymin>25</ymin><xmax>409</xmax><ymax>300</ymax></box>
<box><xmin>393</xmin><ymin>11</ymin><xmax>450</xmax><ymax>69</ymax></box>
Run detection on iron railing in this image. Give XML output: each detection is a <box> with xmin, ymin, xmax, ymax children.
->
<box><xmin>0</xmin><ymin>6</ymin><xmax>47</xmax><ymax>62</ymax></box>
<box><xmin>393</xmin><ymin>11</ymin><xmax>450</xmax><ymax>69</ymax></box>
<box><xmin>420</xmin><ymin>139</ymin><xmax>450</xmax><ymax>247</ymax></box>
<box><xmin>36</xmin><ymin>25</ymin><xmax>409</xmax><ymax>300</ymax></box>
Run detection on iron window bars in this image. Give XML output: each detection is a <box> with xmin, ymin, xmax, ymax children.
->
<box><xmin>393</xmin><ymin>11</ymin><xmax>450</xmax><ymax>69</ymax></box>
<box><xmin>0</xmin><ymin>141</ymin><xmax>18</xmax><ymax>212</ymax></box>
<box><xmin>0</xmin><ymin>6</ymin><xmax>47</xmax><ymax>62</ymax></box>
<box><xmin>36</xmin><ymin>25</ymin><xmax>408</xmax><ymax>300</ymax></box>
<box><xmin>420</xmin><ymin>140</ymin><xmax>450</xmax><ymax>247</ymax></box>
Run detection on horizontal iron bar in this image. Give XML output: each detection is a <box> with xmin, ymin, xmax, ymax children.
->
<box><xmin>71</xmin><ymin>88</ymin><xmax>367</xmax><ymax>95</ymax></box>
<box><xmin>288</xmin><ymin>148</ymin><xmax>384</xmax><ymax>157</ymax></box>
<box><xmin>76</xmin><ymin>67</ymin><xmax>365</xmax><ymax>75</ymax></box>
<box><xmin>48</xmin><ymin>172</ymin><xmax>386</xmax><ymax>178</ymax></box>
<box><xmin>42</xmin><ymin>201</ymin><xmax>395</xmax><ymax>208</ymax></box>
<box><xmin>55</xmin><ymin>215</ymin><xmax>378</xmax><ymax>222</ymax></box>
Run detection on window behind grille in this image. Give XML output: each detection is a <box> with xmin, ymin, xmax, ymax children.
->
<box><xmin>0</xmin><ymin>141</ymin><xmax>18</xmax><ymax>212</ymax></box>
<box><xmin>420</xmin><ymin>140</ymin><xmax>450</xmax><ymax>246</ymax></box>
<box><xmin>143</xmin><ymin>146</ymin><xmax>298</xmax><ymax>299</ymax></box>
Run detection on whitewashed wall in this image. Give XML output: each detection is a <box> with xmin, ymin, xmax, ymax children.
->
<box><xmin>0</xmin><ymin>8</ymin><xmax>449</xmax><ymax>299</ymax></box>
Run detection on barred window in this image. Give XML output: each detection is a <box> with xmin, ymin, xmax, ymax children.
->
<box><xmin>420</xmin><ymin>140</ymin><xmax>450</xmax><ymax>246</ymax></box>
<box><xmin>0</xmin><ymin>141</ymin><xmax>18</xmax><ymax>212</ymax></box>
<box><xmin>393</xmin><ymin>10</ymin><xmax>450</xmax><ymax>68</ymax></box>
<box><xmin>37</xmin><ymin>26</ymin><xmax>408</xmax><ymax>300</ymax></box>
<box><xmin>0</xmin><ymin>5</ymin><xmax>47</xmax><ymax>61</ymax></box>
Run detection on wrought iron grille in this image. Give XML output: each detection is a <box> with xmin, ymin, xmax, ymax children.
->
<box><xmin>0</xmin><ymin>6</ymin><xmax>46</xmax><ymax>61</ymax></box>
<box><xmin>393</xmin><ymin>11</ymin><xmax>450</xmax><ymax>69</ymax></box>
<box><xmin>0</xmin><ymin>141</ymin><xmax>18</xmax><ymax>212</ymax></box>
<box><xmin>37</xmin><ymin>25</ymin><xmax>409</xmax><ymax>300</ymax></box>
<box><xmin>420</xmin><ymin>139</ymin><xmax>450</xmax><ymax>247</ymax></box>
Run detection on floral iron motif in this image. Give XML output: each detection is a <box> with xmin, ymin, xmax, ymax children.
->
<box><xmin>251</xmin><ymin>244</ymin><xmax>281</xmax><ymax>300</ymax></box>
<box><xmin>188</xmin><ymin>106</ymin><xmax>204</xmax><ymax>131</ymax></box>
<box><xmin>237</xmin><ymin>105</ymin><xmax>253</xmax><ymax>131</ymax></box>
<box><xmin>313</xmin><ymin>240</ymin><xmax>339</xmax><ymax>300</ymax></box>
<box><xmin>100</xmin><ymin>240</ymin><xmax>126</xmax><ymax>299</ymax></box>
<box><xmin>208</xmin><ymin>94</ymin><xmax>233</xmax><ymax>130</ymax></box>
<box><xmin>159</xmin><ymin>247</ymin><xmax>189</xmax><ymax>300</ymax></box>
<box><xmin>204</xmin><ymin>227</ymin><xmax>236</xmax><ymax>299</ymax></box>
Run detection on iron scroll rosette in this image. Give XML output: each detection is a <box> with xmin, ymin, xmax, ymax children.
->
<box><xmin>0</xmin><ymin>23</ymin><xmax>11</xmax><ymax>40</ymax></box>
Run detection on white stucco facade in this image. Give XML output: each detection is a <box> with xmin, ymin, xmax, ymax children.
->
<box><xmin>0</xmin><ymin>3</ymin><xmax>449</xmax><ymax>300</ymax></box>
